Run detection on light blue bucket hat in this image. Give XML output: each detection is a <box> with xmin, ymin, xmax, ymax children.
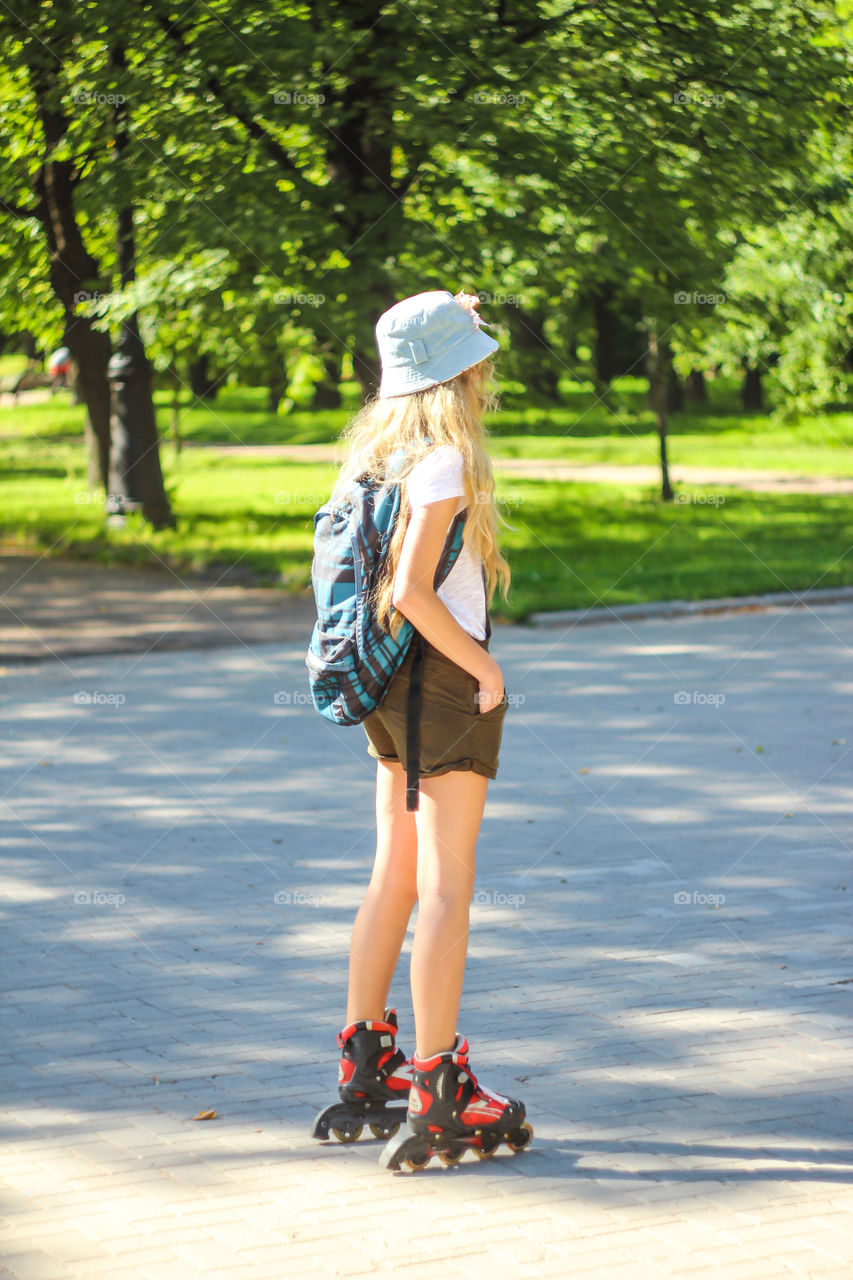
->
<box><xmin>375</xmin><ymin>289</ymin><xmax>500</xmax><ymax>398</ymax></box>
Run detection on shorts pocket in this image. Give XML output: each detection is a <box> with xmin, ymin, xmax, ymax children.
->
<box><xmin>477</xmin><ymin>689</ymin><xmax>508</xmax><ymax>717</ymax></box>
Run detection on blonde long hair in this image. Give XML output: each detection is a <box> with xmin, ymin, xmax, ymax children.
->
<box><xmin>331</xmin><ymin>358</ymin><xmax>511</xmax><ymax>638</ymax></box>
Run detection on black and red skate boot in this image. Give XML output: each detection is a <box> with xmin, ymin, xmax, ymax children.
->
<box><xmin>379</xmin><ymin>1034</ymin><xmax>533</xmax><ymax>1170</ymax></box>
<box><xmin>312</xmin><ymin>1007</ymin><xmax>412</xmax><ymax>1143</ymax></box>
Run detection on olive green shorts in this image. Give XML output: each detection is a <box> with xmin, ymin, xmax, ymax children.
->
<box><xmin>363</xmin><ymin>634</ymin><xmax>508</xmax><ymax>781</ymax></box>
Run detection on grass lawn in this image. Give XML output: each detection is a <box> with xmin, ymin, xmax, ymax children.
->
<box><xmin>4</xmin><ymin>375</ymin><xmax>853</xmax><ymax>475</ymax></box>
<box><xmin>3</xmin><ymin>431</ymin><xmax>852</xmax><ymax>619</ymax></box>
<box><xmin>1</xmin><ymin>443</ymin><xmax>333</xmax><ymax>589</ymax></box>
<box><xmin>497</xmin><ymin>480</ymin><xmax>853</xmax><ymax>617</ymax></box>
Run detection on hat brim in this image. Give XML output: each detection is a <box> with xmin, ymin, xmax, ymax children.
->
<box><xmin>378</xmin><ymin>329</ymin><xmax>500</xmax><ymax>399</ymax></box>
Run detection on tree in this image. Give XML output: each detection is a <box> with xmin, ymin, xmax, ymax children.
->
<box><xmin>674</xmin><ymin>149</ymin><xmax>853</xmax><ymax>417</ymax></box>
<box><xmin>2</xmin><ymin>0</ymin><xmax>849</xmax><ymax>520</ymax></box>
<box><xmin>0</xmin><ymin>30</ymin><xmax>113</xmax><ymax>487</ymax></box>
<box><xmin>0</xmin><ymin>5</ymin><xmax>173</xmax><ymax>523</ymax></box>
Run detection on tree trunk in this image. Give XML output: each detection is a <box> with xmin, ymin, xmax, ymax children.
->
<box><xmin>267</xmin><ymin>365</ymin><xmax>287</xmax><ymax>413</ymax></box>
<box><xmin>593</xmin><ymin>283</ymin><xmax>619</xmax><ymax>387</ymax></box>
<box><xmin>29</xmin><ymin>83</ymin><xmax>112</xmax><ymax>489</ymax></box>
<box><xmin>350</xmin><ymin>281</ymin><xmax>398</xmax><ymax>401</ymax></box>
<box><xmin>666</xmin><ymin>367</ymin><xmax>684</xmax><ymax>413</ymax></box>
<box><xmin>19</xmin><ymin>331</ymin><xmax>38</xmax><ymax>361</ymax></box>
<box><xmin>645</xmin><ymin>319</ymin><xmax>674</xmax><ymax>501</ymax></box>
<box><xmin>188</xmin><ymin>353</ymin><xmax>221</xmax><ymax>400</ymax></box>
<box><xmin>351</xmin><ymin>283</ymin><xmax>397</xmax><ymax>401</ymax></box>
<box><xmin>70</xmin><ymin>324</ymin><xmax>112</xmax><ymax>487</ymax></box>
<box><xmin>108</xmin><ymin>329</ymin><xmax>175</xmax><ymax>529</ymax></box>
<box><xmin>106</xmin><ymin>44</ymin><xmax>173</xmax><ymax>530</ymax></box>
<box><xmin>661</xmin><ymin>340</ymin><xmax>683</xmax><ymax>412</ymax></box>
<box><xmin>685</xmin><ymin>369</ymin><xmax>707</xmax><ymax>403</ymax></box>
<box><xmin>320</xmin><ymin>36</ymin><xmax>400</xmax><ymax>406</ymax></box>
<box><xmin>352</xmin><ymin>339</ymin><xmax>380</xmax><ymax>402</ymax></box>
<box><xmin>512</xmin><ymin>307</ymin><xmax>560</xmax><ymax>402</ymax></box>
<box><xmin>742</xmin><ymin>365</ymin><xmax>763</xmax><ymax>411</ymax></box>
<box><xmin>313</xmin><ymin>347</ymin><xmax>342</xmax><ymax>409</ymax></box>
<box><xmin>171</xmin><ymin>378</ymin><xmax>182</xmax><ymax>455</ymax></box>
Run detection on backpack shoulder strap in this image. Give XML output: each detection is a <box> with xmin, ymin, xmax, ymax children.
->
<box><xmin>433</xmin><ymin>506</ymin><xmax>467</xmax><ymax>589</ymax></box>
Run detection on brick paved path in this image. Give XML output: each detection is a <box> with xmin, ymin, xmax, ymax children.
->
<box><xmin>2</xmin><ymin>603</ymin><xmax>852</xmax><ymax>1279</ymax></box>
<box><xmin>0</xmin><ymin>552</ymin><xmax>317</xmax><ymax>663</ymax></box>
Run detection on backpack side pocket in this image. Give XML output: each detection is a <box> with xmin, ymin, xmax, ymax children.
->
<box><xmin>306</xmin><ymin>627</ymin><xmax>361</xmax><ymax>723</ymax></box>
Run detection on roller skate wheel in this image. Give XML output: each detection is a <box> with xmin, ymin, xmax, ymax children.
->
<box><xmin>403</xmin><ymin>1147</ymin><xmax>432</xmax><ymax>1170</ymax></box>
<box><xmin>370</xmin><ymin>1120</ymin><xmax>400</xmax><ymax>1140</ymax></box>
<box><xmin>506</xmin><ymin>1121</ymin><xmax>534</xmax><ymax>1152</ymax></box>
<box><xmin>332</xmin><ymin>1124</ymin><xmax>363</xmax><ymax>1143</ymax></box>
<box><xmin>437</xmin><ymin>1144</ymin><xmax>465</xmax><ymax>1166</ymax></box>
<box><xmin>476</xmin><ymin>1132</ymin><xmax>501</xmax><ymax>1158</ymax></box>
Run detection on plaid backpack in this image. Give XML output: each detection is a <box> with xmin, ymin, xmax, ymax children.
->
<box><xmin>306</xmin><ymin>472</ymin><xmax>468</xmax><ymax>810</ymax></box>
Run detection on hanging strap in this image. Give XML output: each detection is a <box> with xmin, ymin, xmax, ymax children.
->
<box><xmin>405</xmin><ymin>629</ymin><xmax>425</xmax><ymax>811</ymax></box>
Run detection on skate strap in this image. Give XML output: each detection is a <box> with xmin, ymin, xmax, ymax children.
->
<box><xmin>377</xmin><ymin>1047</ymin><xmax>408</xmax><ymax>1080</ymax></box>
<box><xmin>337</xmin><ymin>1018</ymin><xmax>395</xmax><ymax>1049</ymax></box>
<box><xmin>405</xmin><ymin>630</ymin><xmax>425</xmax><ymax>812</ymax></box>
<box><xmin>427</xmin><ymin>1061</ymin><xmax>478</xmax><ymax>1111</ymax></box>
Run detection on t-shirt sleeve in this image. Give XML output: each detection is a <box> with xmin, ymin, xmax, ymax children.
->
<box><xmin>406</xmin><ymin>445</ymin><xmax>466</xmax><ymax>507</ymax></box>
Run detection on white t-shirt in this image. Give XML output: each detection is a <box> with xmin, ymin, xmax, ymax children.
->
<box><xmin>405</xmin><ymin>445</ymin><xmax>487</xmax><ymax>640</ymax></box>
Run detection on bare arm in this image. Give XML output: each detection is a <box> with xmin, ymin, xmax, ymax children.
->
<box><xmin>391</xmin><ymin>496</ymin><xmax>505</xmax><ymax>711</ymax></box>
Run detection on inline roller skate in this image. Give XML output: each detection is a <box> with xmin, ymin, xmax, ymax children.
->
<box><xmin>379</xmin><ymin>1034</ymin><xmax>533</xmax><ymax>1170</ymax></box>
<box><xmin>311</xmin><ymin>1007</ymin><xmax>412</xmax><ymax>1143</ymax></box>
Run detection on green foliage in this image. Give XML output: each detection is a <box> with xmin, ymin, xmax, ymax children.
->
<box><xmin>1</xmin><ymin>0</ymin><xmax>849</xmax><ymax>415</ymax></box>
<box><xmin>671</xmin><ymin>132</ymin><xmax>853</xmax><ymax>414</ymax></box>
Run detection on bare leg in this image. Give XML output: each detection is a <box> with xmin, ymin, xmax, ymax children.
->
<box><xmin>346</xmin><ymin>760</ymin><xmax>418</xmax><ymax>1023</ymax></box>
<box><xmin>410</xmin><ymin>769</ymin><xmax>488</xmax><ymax>1059</ymax></box>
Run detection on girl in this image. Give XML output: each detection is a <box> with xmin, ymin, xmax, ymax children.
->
<box><xmin>321</xmin><ymin>290</ymin><xmax>531</xmax><ymax>1167</ymax></box>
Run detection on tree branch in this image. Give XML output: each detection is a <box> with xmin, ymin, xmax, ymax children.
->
<box><xmin>150</xmin><ymin>7</ymin><xmax>323</xmax><ymax>201</ymax></box>
<box><xmin>0</xmin><ymin>195</ymin><xmax>39</xmax><ymax>219</ymax></box>
<box><xmin>393</xmin><ymin>3</ymin><xmax>601</xmax><ymax>200</ymax></box>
